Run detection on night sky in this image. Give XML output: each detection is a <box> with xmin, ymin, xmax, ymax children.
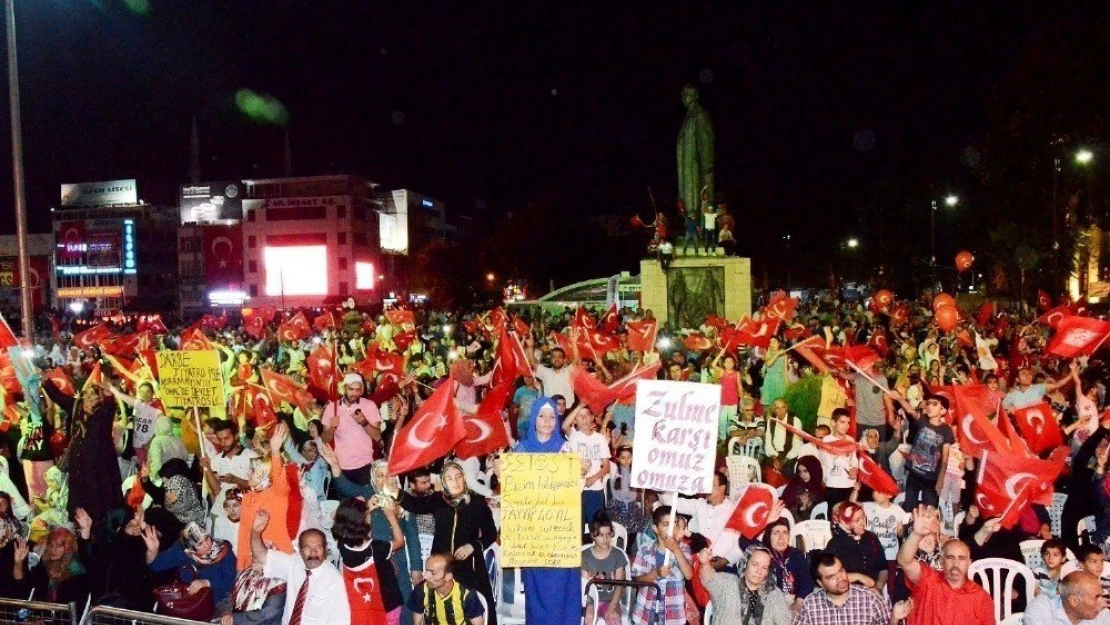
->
<box><xmin>0</xmin><ymin>1</ymin><xmax>1098</xmax><ymax>278</ymax></box>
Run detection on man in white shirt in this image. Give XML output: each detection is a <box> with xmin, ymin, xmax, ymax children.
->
<box><xmin>531</xmin><ymin>346</ymin><xmax>576</xmax><ymax>406</ymax></box>
<box><xmin>251</xmin><ymin>510</ymin><xmax>351</xmax><ymax>625</ymax></box>
<box><xmin>201</xmin><ymin>419</ymin><xmax>257</xmax><ymax>513</ymax></box>
<box><xmin>764</xmin><ymin>399</ymin><xmax>803</xmax><ymax>460</ymax></box>
<box><xmin>673</xmin><ymin>470</ymin><xmax>741</xmax><ymax>568</ymax></box>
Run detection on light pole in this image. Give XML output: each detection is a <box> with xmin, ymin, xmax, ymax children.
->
<box><xmin>930</xmin><ymin>194</ymin><xmax>958</xmax><ymax>298</ymax></box>
<box><xmin>5</xmin><ymin>0</ymin><xmax>32</xmax><ymax>342</ymax></box>
<box><xmin>1076</xmin><ymin>149</ymin><xmax>1094</xmax><ymax>297</ymax></box>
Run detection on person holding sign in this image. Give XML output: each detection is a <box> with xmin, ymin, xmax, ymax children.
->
<box><xmin>514</xmin><ymin>397</ymin><xmax>581</xmax><ymax>625</ymax></box>
<box><xmin>630</xmin><ymin>505</ymin><xmax>694</xmax><ymax>625</ymax></box>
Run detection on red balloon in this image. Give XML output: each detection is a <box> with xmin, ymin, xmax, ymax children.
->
<box><xmin>955</xmin><ymin>251</ymin><xmax>974</xmax><ymax>273</ymax></box>
<box><xmin>932</xmin><ymin>293</ymin><xmax>955</xmax><ymax>311</ymax></box>
<box><xmin>875</xmin><ymin>289</ymin><xmax>894</xmax><ymax>309</ymax></box>
<box><xmin>936</xmin><ymin>305</ymin><xmax>959</xmax><ymax>332</ymax></box>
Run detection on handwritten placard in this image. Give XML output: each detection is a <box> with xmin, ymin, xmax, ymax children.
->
<box><xmin>155</xmin><ymin>350</ymin><xmax>225</xmax><ymax>408</ymax></box>
<box><xmin>631</xmin><ymin>380</ymin><xmax>719</xmax><ymax>495</ymax></box>
<box><xmin>500</xmin><ymin>453</ymin><xmax>582</xmax><ymax>568</ymax></box>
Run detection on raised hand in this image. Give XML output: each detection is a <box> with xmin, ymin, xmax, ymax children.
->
<box><xmin>253</xmin><ymin>510</ymin><xmax>270</xmax><ymax>533</ymax></box>
<box><xmin>13</xmin><ymin>538</ymin><xmax>28</xmax><ymax>563</ymax></box>
<box><xmin>74</xmin><ymin>508</ymin><xmax>93</xmax><ymax>537</ymax></box>
<box><xmin>911</xmin><ymin>505</ymin><xmax>940</xmax><ymax>537</ymax></box>
<box><xmin>141</xmin><ymin>525</ymin><xmax>160</xmax><ymax>554</ymax></box>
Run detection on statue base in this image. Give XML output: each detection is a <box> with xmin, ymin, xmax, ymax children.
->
<box><xmin>640</xmin><ymin>255</ymin><xmax>752</xmax><ymax>328</ymax></box>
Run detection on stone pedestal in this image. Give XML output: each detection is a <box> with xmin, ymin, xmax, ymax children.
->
<box><xmin>640</xmin><ymin>254</ymin><xmax>752</xmax><ymax>328</ymax></box>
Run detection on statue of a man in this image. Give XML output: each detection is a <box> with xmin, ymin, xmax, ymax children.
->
<box><xmin>676</xmin><ymin>84</ymin><xmax>715</xmax><ymax>222</ymax></box>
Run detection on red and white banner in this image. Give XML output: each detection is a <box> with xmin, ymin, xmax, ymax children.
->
<box><xmin>202</xmin><ymin>225</ymin><xmax>243</xmax><ymax>290</ymax></box>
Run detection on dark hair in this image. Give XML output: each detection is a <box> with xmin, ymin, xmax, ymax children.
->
<box><xmin>831</xmin><ymin>407</ymin><xmax>850</xmax><ymax>421</ymax></box>
<box><xmin>714</xmin><ymin>469</ymin><xmax>729</xmax><ymax>491</ymax></box>
<box><xmin>158</xmin><ymin>458</ymin><xmax>192</xmax><ymax>481</ymax></box>
<box><xmin>298</xmin><ymin>528</ymin><xmax>327</xmax><ymax>548</ymax></box>
<box><xmin>1041</xmin><ymin>538</ymin><xmax>1067</xmax><ymax>558</ymax></box>
<box><xmin>427</xmin><ymin>552</ymin><xmax>456</xmax><ymax>575</ymax></box>
<box><xmin>810</xmin><ymin>551</ymin><xmax>842</xmax><ymax>583</ymax></box>
<box><xmin>332</xmin><ymin>498</ymin><xmax>372</xmax><ymax>546</ymax></box>
<box><xmin>0</xmin><ymin>492</ymin><xmax>14</xmax><ymax>522</ymax></box>
<box><xmin>213</xmin><ymin>419</ymin><xmax>238</xmax><ymax>437</ymax></box>
<box><xmin>551</xmin><ymin>348</ymin><xmax>566</xmax><ymax>358</ymax></box>
<box><xmin>589</xmin><ymin>513</ymin><xmax>614</xmax><ymax>537</ymax></box>
<box><xmin>928</xmin><ymin>394</ymin><xmax>950</xmax><ymax>411</ymax></box>
<box><xmin>652</xmin><ymin>505</ymin><xmax>673</xmax><ymax>526</ymax></box>
<box><xmin>408</xmin><ymin>467</ymin><xmax>434</xmax><ymax>481</ymax></box>
<box><xmin>616</xmin><ymin>445</ymin><xmax>633</xmax><ymax>456</ymax></box>
<box><xmin>1076</xmin><ymin>544</ymin><xmax>1103</xmax><ymax>563</ymax></box>
<box><xmin>138</xmin><ymin>381</ymin><xmax>154</xmax><ymax>393</ymax></box>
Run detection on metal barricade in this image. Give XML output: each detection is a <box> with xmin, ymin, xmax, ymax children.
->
<box><xmin>584</xmin><ymin>578</ymin><xmax>663</xmax><ymax>625</ymax></box>
<box><xmin>80</xmin><ymin>606</ymin><xmax>208</xmax><ymax>625</ymax></box>
<box><xmin>0</xmin><ymin>598</ymin><xmax>77</xmax><ymax>625</ymax></box>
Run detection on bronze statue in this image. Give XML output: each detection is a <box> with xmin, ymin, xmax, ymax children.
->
<box><xmin>677</xmin><ymin>84</ymin><xmax>715</xmax><ymax>226</ymax></box>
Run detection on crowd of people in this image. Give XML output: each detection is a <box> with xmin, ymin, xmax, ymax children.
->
<box><xmin>0</xmin><ymin>290</ymin><xmax>1107</xmax><ymax>625</ymax></box>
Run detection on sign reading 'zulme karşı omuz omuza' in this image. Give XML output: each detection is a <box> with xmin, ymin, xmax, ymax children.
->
<box><xmin>630</xmin><ymin>380</ymin><xmax>720</xmax><ymax>496</ymax></box>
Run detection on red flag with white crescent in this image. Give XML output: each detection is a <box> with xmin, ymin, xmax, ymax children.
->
<box><xmin>455</xmin><ymin>380</ymin><xmax>513</xmax><ymax>459</ymax></box>
<box><xmin>599</xmin><ymin>303</ymin><xmax>620</xmax><ymax>334</ymax></box>
<box><xmin>260</xmin><ymin>368</ymin><xmax>317</xmax><ymax>415</ymax></box>
<box><xmin>307</xmin><ymin>344</ymin><xmax>339</xmax><ymax>402</ymax></box>
<box><xmin>1046</xmin><ymin>316</ymin><xmax>1110</xmax><ymax>359</ymax></box>
<box><xmin>725</xmin><ymin>483</ymin><xmax>777</xmax><ymax>539</ymax></box>
<box><xmin>762</xmin><ymin>297</ymin><xmax>798</xmax><ymax>322</ymax></box>
<box><xmin>1037</xmin><ymin>290</ymin><xmax>1052</xmax><ymax>312</ymax></box>
<box><xmin>626</xmin><ymin>319</ymin><xmax>658</xmax><ymax>352</ymax></box>
<box><xmin>0</xmin><ymin>313</ymin><xmax>18</xmax><ymax>349</ymax></box>
<box><xmin>73</xmin><ymin>323</ymin><xmax>111</xmax><ymax>350</ymax></box>
<box><xmin>45</xmin><ymin>368</ymin><xmax>75</xmax><ymax>398</ymax></box>
<box><xmin>1035</xmin><ymin>305</ymin><xmax>1072</xmax><ymax>329</ymax></box>
<box><xmin>388</xmin><ymin>375</ymin><xmax>466</xmax><ymax>475</ymax></box>
<box><xmin>1012</xmin><ymin>402</ymin><xmax>1064</xmax><ymax>455</ymax></box>
<box><xmin>976</xmin><ymin>448</ymin><xmax>1065</xmax><ymax>525</ymax></box>
<box><xmin>856</xmin><ymin>450</ymin><xmax>899</xmax><ymax>496</ymax></box>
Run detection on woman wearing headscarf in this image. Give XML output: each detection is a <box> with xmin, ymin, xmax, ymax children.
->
<box><xmin>759</xmin><ymin>519</ymin><xmax>814</xmax><ymax>612</ymax></box>
<box><xmin>146</xmin><ymin>415</ymin><xmax>189</xmax><ymax>480</ymax></box>
<box><xmin>323</xmin><ymin>450</ymin><xmax>424</xmax><ymax>625</ymax></box>
<box><xmin>0</xmin><ymin>492</ymin><xmax>23</xmax><ymax>598</ymax></box>
<box><xmin>143</xmin><ymin>521</ymin><xmax>238</xmax><ymax>607</ymax></box>
<box><xmin>42</xmin><ymin>370</ymin><xmax>124</xmax><ymax>531</ymax></box>
<box><xmin>75</xmin><ymin>507</ymin><xmax>153</xmax><ymax>610</ymax></box>
<box><xmin>12</xmin><ymin>526</ymin><xmax>90</xmax><ymax>608</ymax></box>
<box><xmin>512</xmin><ymin>397</ymin><xmax>580</xmax><ymax>625</ymax></box>
<box><xmin>824</xmin><ymin>501</ymin><xmax>888</xmax><ymax>591</ymax></box>
<box><xmin>397</xmin><ymin>460</ymin><xmax>498</xmax><ymax>625</ymax></box>
<box><xmin>141</xmin><ymin>458</ymin><xmax>206</xmax><ymax>527</ymax></box>
<box><xmin>697</xmin><ymin>543</ymin><xmax>792</xmax><ymax>625</ymax></box>
<box><xmin>780</xmin><ymin>455</ymin><xmax>823</xmax><ymax>521</ymax></box>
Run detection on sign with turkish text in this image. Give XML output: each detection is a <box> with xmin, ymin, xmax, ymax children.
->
<box><xmin>500</xmin><ymin>453</ymin><xmax>582</xmax><ymax>568</ymax></box>
<box><xmin>631</xmin><ymin>380</ymin><xmax>719</xmax><ymax>495</ymax></box>
<box><xmin>57</xmin><ymin>285</ymin><xmax>124</xmax><ymax>299</ymax></box>
<box><xmin>155</xmin><ymin>350</ymin><xmax>226</xmax><ymax>408</ymax></box>
<box><xmin>60</xmin><ymin>179</ymin><xmax>137</xmax><ymax>207</ymax></box>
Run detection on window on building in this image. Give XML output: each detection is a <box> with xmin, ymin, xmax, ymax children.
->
<box><xmin>339</xmin><ymin>281</ymin><xmax>348</xmax><ymax>295</ymax></box>
<box><xmin>337</xmin><ymin>205</ymin><xmax>347</xmax><ymax>219</ymax></box>
<box><xmin>338</xmin><ymin>257</ymin><xmax>348</xmax><ymax>270</ymax></box>
<box><xmin>248</xmin><ymin>235</ymin><xmax>256</xmax><ymax>248</ymax></box>
<box><xmin>338</xmin><ymin>232</ymin><xmax>347</xmax><ymax>245</ymax></box>
<box><xmin>247</xmin><ymin>210</ymin><xmax>256</xmax><ymax>222</ymax></box>
<box><xmin>248</xmin><ymin>260</ymin><xmax>257</xmax><ymax>273</ymax></box>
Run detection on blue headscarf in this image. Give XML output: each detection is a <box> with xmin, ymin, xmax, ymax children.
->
<box><xmin>515</xmin><ymin>397</ymin><xmax>565</xmax><ymax>453</ymax></box>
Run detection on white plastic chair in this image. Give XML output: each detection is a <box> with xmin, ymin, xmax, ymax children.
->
<box><xmin>583</xmin><ymin>521</ymin><xmax>629</xmax><ymax>553</ymax></box>
<box><xmin>774</xmin><ymin>485</ymin><xmax>786</xmax><ymax>498</ymax></box>
<box><xmin>1049</xmin><ymin>493</ymin><xmax>1067</xmax><ymax>537</ymax></box>
<box><xmin>704</xmin><ymin>600</ymin><xmax>714</xmax><ymax>625</ymax></box>
<box><xmin>967</xmin><ymin>557</ymin><xmax>1036</xmax><ymax>624</ymax></box>
<box><xmin>484</xmin><ymin>543</ymin><xmax>502</xmax><ymax>609</ymax></box>
<box><xmin>580</xmin><ymin>544</ymin><xmax>631</xmax><ymax>622</ymax></box>
<box><xmin>810</xmin><ymin>501</ymin><xmax>829</xmax><ymax>521</ymax></box>
<box><xmin>1000</xmin><ymin>613</ymin><xmax>1023</xmax><ymax>625</ymax></box>
<box><xmin>743</xmin><ymin>437</ymin><xmax>763</xmax><ymax>458</ymax></box>
<box><xmin>581</xmin><ymin>583</ymin><xmax>600</xmax><ymax>625</ymax></box>
<box><xmin>726</xmin><ymin>455</ymin><xmax>761</xmax><ymax>497</ymax></box>
<box><xmin>791</xmin><ymin>520</ymin><xmax>832</xmax><ymax>553</ymax></box>
<box><xmin>1020</xmin><ymin>539</ymin><xmax>1046</xmax><ymax>571</ymax></box>
<box><xmin>1078</xmin><ymin>515</ymin><xmax>1096</xmax><ymax>545</ymax></box>
<box><xmin>951</xmin><ymin>511</ymin><xmax>966</xmax><ymax>537</ymax></box>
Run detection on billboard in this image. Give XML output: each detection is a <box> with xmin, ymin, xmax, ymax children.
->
<box><xmin>379</xmin><ymin>190</ymin><xmax>410</xmax><ymax>255</ymax></box>
<box><xmin>263</xmin><ymin>245</ymin><xmax>328</xmax><ymax>296</ymax></box>
<box><xmin>54</xmin><ymin>218</ymin><xmax>136</xmax><ymax>275</ymax></box>
<box><xmin>180</xmin><ymin>181</ymin><xmax>245</xmax><ymax>223</ymax></box>
<box><xmin>60</xmin><ymin>180</ymin><xmax>137</xmax><ymax>207</ymax></box>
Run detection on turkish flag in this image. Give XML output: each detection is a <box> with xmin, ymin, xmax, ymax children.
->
<box><xmin>735</xmin><ymin>317</ymin><xmax>781</xmax><ymax>349</ymax></box>
<box><xmin>1071</xmin><ymin>297</ymin><xmax>1090</xmax><ymax>317</ymax></box>
<box><xmin>488</xmin><ymin>307</ymin><xmax>508</xmax><ymax>333</ymax></box>
<box><xmin>572</xmin><ymin>363</ymin><xmax>661</xmax><ymax>414</ymax></box>
<box><xmin>369</xmin><ymin>350</ymin><xmax>405</xmax><ymax>377</ymax></box>
<box><xmin>202</xmin><ymin>225</ymin><xmax>243</xmax><ymax>289</ymax></box>
<box><xmin>767</xmin><ymin>417</ymin><xmax>859</xmax><ymax>456</ymax></box>
<box><xmin>492</xmin><ymin>326</ymin><xmax>532</xmax><ymax>387</ymax></box>
<box><xmin>763</xmin><ymin>297</ymin><xmax>798</xmax><ymax>322</ymax></box>
<box><xmin>977</xmin><ymin>302</ymin><xmax>995</xmax><ymax>327</ymax></box>
<box><xmin>977</xmin><ymin>448</ymin><xmax>1066</xmax><ymax>525</ymax></box>
<box><xmin>1036</xmin><ymin>305</ymin><xmax>1072</xmax><ymax>329</ymax></box>
<box><xmin>947</xmin><ymin>386</ymin><xmax>1008</xmax><ymax>458</ymax></box>
<box><xmin>511</xmin><ymin>316</ymin><xmax>531</xmax><ymax>338</ymax></box>
<box><xmin>1038</xmin><ymin>290</ymin><xmax>1052</xmax><ymax>312</ymax></box>
<box><xmin>1046</xmin><ymin>316</ymin><xmax>1110</xmax><ymax>358</ymax></box>
<box><xmin>889</xmin><ymin>303</ymin><xmax>910</xmax><ymax>327</ymax></box>
<box><xmin>260</xmin><ymin>369</ymin><xmax>317</xmax><ymax>415</ymax></box>
<box><xmin>56</xmin><ymin>221</ymin><xmax>85</xmax><ymax>261</ymax></box>
<box><xmin>200</xmin><ymin>314</ymin><xmax>226</xmax><ymax>332</ymax></box>
<box><xmin>0</xmin><ymin>313</ymin><xmax>18</xmax><ymax>349</ymax></box>
<box><xmin>181</xmin><ymin>328</ymin><xmax>213</xmax><ymax>351</ymax></box>
<box><xmin>704</xmin><ymin>315</ymin><xmax>730</xmax><ymax>331</ymax></box>
<box><xmin>393</xmin><ymin>330</ymin><xmax>417</xmax><ymax>352</ymax></box>
<box><xmin>101</xmin><ymin>331</ymin><xmax>151</xmax><ymax>359</ymax></box>
<box><xmin>626</xmin><ymin>319</ymin><xmax>658</xmax><ymax>352</ymax></box>
<box><xmin>725</xmin><ymin>484</ymin><xmax>777</xmax><ymax>539</ymax></box>
<box><xmin>288</xmin><ymin>311</ymin><xmax>311</xmax><ymax>336</ymax></box>
<box><xmin>277</xmin><ymin>318</ymin><xmax>308</xmax><ymax>343</ymax></box>
<box><xmin>388</xmin><ymin>375</ymin><xmax>466</xmax><ymax>475</ymax></box>
<box><xmin>307</xmin><ymin>344</ymin><xmax>339</xmax><ymax>402</ymax></box>
<box><xmin>802</xmin><ymin>344</ymin><xmax>880</xmax><ymax>373</ymax></box>
<box><xmin>244</xmin><ymin>313</ymin><xmax>267</xmax><ymax>339</ymax></box>
<box><xmin>1012</xmin><ymin>402</ymin><xmax>1064</xmax><ymax>455</ymax></box>
<box><xmin>682</xmin><ymin>333</ymin><xmax>714</xmax><ymax>352</ymax></box>
<box><xmin>73</xmin><ymin>323</ymin><xmax>111</xmax><ymax>351</ymax></box>
<box><xmin>137</xmin><ymin>315</ymin><xmax>169</xmax><ymax>335</ymax></box>
<box><xmin>607</xmin><ymin>363</ymin><xmax>662</xmax><ymax>406</ymax></box>
<box><xmin>45</xmin><ymin>368</ymin><xmax>75</xmax><ymax>398</ymax></box>
<box><xmin>259</xmin><ymin>307</ymin><xmax>278</xmax><ymax>324</ymax></box>
<box><xmin>857</xmin><ymin>451</ymin><xmax>899</xmax><ymax>496</ymax></box>
<box><xmin>599</xmin><ymin>303</ymin><xmax>620</xmax><ymax>334</ymax></box>
<box><xmin>385</xmin><ymin>308</ymin><xmax>415</xmax><ymax>327</ymax></box>
<box><xmin>582</xmin><ymin>329</ymin><xmax>620</xmax><ymax>356</ymax></box>
<box><xmin>783</xmin><ymin>325</ymin><xmax>811</xmax><ymax>342</ymax></box>
<box><xmin>867</xmin><ymin>329</ymin><xmax>889</xmax><ymax>357</ymax></box>
<box><xmin>313</xmin><ymin>310</ymin><xmax>342</xmax><ymax>332</ymax></box>
<box><xmin>996</xmin><ymin>407</ymin><xmax>1031</xmax><ymax>455</ymax></box>
<box><xmin>572</xmin><ymin>307</ymin><xmax>597</xmax><ymax>331</ymax></box>
<box><xmin>456</xmin><ymin>380</ymin><xmax>513</xmax><ymax>459</ymax></box>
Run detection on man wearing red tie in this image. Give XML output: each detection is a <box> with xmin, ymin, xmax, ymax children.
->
<box><xmin>249</xmin><ymin>510</ymin><xmax>351</xmax><ymax>625</ymax></box>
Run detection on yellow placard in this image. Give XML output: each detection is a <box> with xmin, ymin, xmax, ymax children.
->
<box><xmin>500</xmin><ymin>452</ymin><xmax>582</xmax><ymax>568</ymax></box>
<box><xmin>155</xmin><ymin>350</ymin><xmax>225</xmax><ymax>408</ymax></box>
<box><xmin>57</xmin><ymin>285</ymin><xmax>124</xmax><ymax>298</ymax></box>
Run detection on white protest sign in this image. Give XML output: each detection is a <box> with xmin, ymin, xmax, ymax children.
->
<box><xmin>630</xmin><ymin>379</ymin><xmax>719</xmax><ymax>495</ymax></box>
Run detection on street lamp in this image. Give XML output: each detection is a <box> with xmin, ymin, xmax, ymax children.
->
<box><xmin>5</xmin><ymin>0</ymin><xmax>32</xmax><ymax>341</ymax></box>
<box><xmin>486</xmin><ymin>272</ymin><xmax>495</xmax><ymax>282</ymax></box>
<box><xmin>846</xmin><ymin>238</ymin><xmax>859</xmax><ymax>249</ymax></box>
<box><xmin>931</xmin><ymin>194</ymin><xmax>958</xmax><ymax>297</ymax></box>
<box><xmin>1077</xmin><ymin>149</ymin><xmax>1094</xmax><ymax>165</ymax></box>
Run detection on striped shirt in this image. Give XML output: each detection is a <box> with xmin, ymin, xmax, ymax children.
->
<box><xmin>405</xmin><ymin>581</ymin><xmax>484</xmax><ymax>625</ymax></box>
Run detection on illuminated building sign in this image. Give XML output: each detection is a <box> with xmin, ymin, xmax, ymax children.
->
<box><xmin>57</xmin><ymin>285</ymin><xmax>125</xmax><ymax>299</ymax></box>
<box><xmin>60</xmin><ymin>179</ymin><xmax>137</xmax><ymax>207</ymax></box>
<box><xmin>355</xmin><ymin>261</ymin><xmax>375</xmax><ymax>290</ymax></box>
<box><xmin>263</xmin><ymin>246</ymin><xmax>328</xmax><ymax>296</ymax></box>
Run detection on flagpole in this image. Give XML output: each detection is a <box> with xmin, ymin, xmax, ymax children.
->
<box><xmin>845</xmin><ymin>360</ymin><xmax>901</xmax><ymax>401</ymax></box>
